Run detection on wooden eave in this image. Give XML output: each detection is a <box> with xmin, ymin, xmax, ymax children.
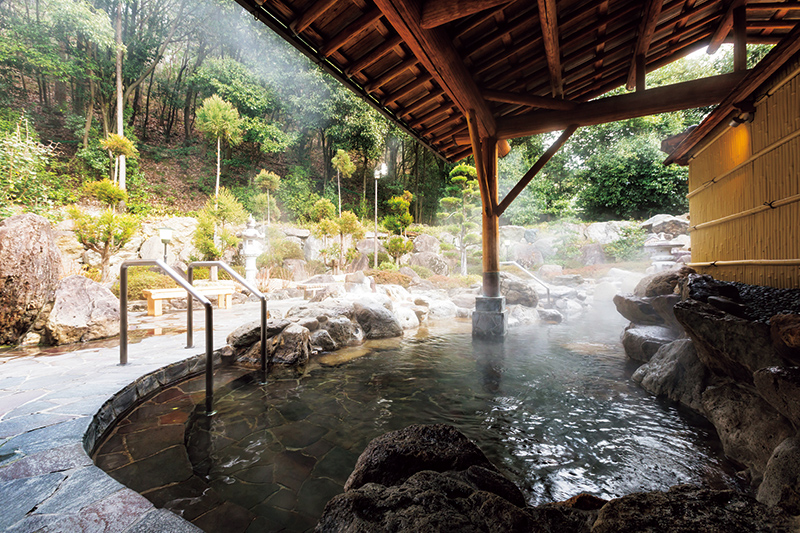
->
<box><xmin>235</xmin><ymin>0</ymin><xmax>800</xmax><ymax>162</ymax></box>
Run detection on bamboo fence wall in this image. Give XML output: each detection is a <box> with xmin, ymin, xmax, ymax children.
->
<box><xmin>687</xmin><ymin>55</ymin><xmax>800</xmax><ymax>289</ymax></box>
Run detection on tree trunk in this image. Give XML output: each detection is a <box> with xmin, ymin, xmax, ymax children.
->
<box><xmin>142</xmin><ymin>68</ymin><xmax>155</xmax><ymax>141</ymax></box>
<box><xmin>82</xmin><ymin>49</ymin><xmax>96</xmax><ymax>149</ymax></box>
<box><xmin>215</xmin><ymin>136</ymin><xmax>221</xmax><ymax>208</ymax></box>
<box><xmin>115</xmin><ymin>0</ymin><xmax>126</xmax><ymax>192</ymax></box>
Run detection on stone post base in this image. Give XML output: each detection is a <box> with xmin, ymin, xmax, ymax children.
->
<box><xmin>472</xmin><ymin>296</ymin><xmax>508</xmax><ymax>339</ymax></box>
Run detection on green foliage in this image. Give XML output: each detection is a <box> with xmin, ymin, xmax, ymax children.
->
<box><xmin>277</xmin><ymin>166</ymin><xmax>320</xmax><ymax>222</ymax></box>
<box><xmin>111</xmin><ymin>267</ymin><xmax>176</xmax><ymax>300</ymax></box>
<box><xmin>331</xmin><ymin>149</ymin><xmax>356</xmax><ymax>178</ymax></box>
<box><xmin>69</xmin><ymin>207</ymin><xmax>139</xmax><ymax>282</ymax></box>
<box><xmin>385</xmin><ymin>236</ymin><xmax>414</xmax><ymax>264</ymax></box>
<box><xmin>439</xmin><ymin>165</ymin><xmax>481</xmax><ymax>276</ymax></box>
<box><xmin>82</xmin><ymin>179</ymin><xmax>127</xmax><ymax>207</ymax></box>
<box><xmin>365</xmin><ymin>269</ymin><xmax>412</xmax><ymax>287</ymax></box>
<box><xmin>192</xmin><ymin>188</ymin><xmax>247</xmax><ymax>261</ymax></box>
<box><xmin>310</xmin><ymin>198</ymin><xmax>336</xmax><ymax>222</ymax></box>
<box><xmin>409</xmin><ymin>264</ymin><xmax>433</xmax><ymax>279</ymax></box>
<box><xmin>256</xmin><ymin>239</ymin><xmax>304</xmax><ymax>269</ymax></box>
<box><xmin>576</xmin><ymin>134</ymin><xmax>688</xmax><ymax>219</ymax></box>
<box><xmin>244</xmin><ymin>117</ymin><xmax>295</xmax><ymax>154</ymax></box>
<box><xmin>194</xmin><ymin>57</ymin><xmax>277</xmax><ymax>119</ymax></box>
<box><xmin>552</xmin><ymin>234</ymin><xmax>584</xmax><ymax>269</ymax></box>
<box><xmin>383</xmin><ymin>190</ymin><xmax>413</xmax><ymax>235</ymax></box>
<box><xmin>604</xmin><ymin>226</ymin><xmax>648</xmax><ymax>262</ymax></box>
<box><xmin>196</xmin><ymin>94</ymin><xmax>244</xmax><ymax>147</ymax></box>
<box><xmin>255</xmin><ymin>169</ymin><xmax>281</xmax><ymax>192</ymax></box>
<box><xmin>378</xmin><ymin>260</ymin><xmax>398</xmax><ymax>271</ymax></box>
<box><xmin>250</xmin><ymin>192</ymin><xmax>280</xmax><ymax>223</ymax></box>
<box><xmin>367</xmin><ymin>251</ymin><xmax>391</xmax><ymax>267</ymax></box>
<box><xmin>100</xmin><ymin>134</ymin><xmax>138</xmax><ymax>158</ymax></box>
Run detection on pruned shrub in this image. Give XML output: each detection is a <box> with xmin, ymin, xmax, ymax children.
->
<box><xmin>112</xmin><ymin>266</ymin><xmax>176</xmax><ymax>300</ymax></box>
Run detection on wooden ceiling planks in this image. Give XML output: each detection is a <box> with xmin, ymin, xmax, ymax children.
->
<box><xmin>235</xmin><ymin>0</ymin><xmax>800</xmax><ymax>161</ymax></box>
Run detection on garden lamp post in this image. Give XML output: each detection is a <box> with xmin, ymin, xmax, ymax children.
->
<box><xmin>374</xmin><ymin>162</ymin><xmax>387</xmax><ymax>268</ymax></box>
<box><xmin>158</xmin><ymin>226</ymin><xmax>174</xmax><ymax>264</ymax></box>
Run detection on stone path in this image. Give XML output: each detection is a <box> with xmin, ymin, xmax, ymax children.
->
<box><xmin>0</xmin><ymin>299</ymin><xmax>302</xmax><ymax>532</ymax></box>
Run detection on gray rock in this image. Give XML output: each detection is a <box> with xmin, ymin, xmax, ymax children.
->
<box><xmin>227</xmin><ymin>319</ymin><xmax>289</xmax><ymax>348</ymax></box>
<box><xmin>538</xmin><ymin>308</ymin><xmax>563</xmax><ymax>324</ymax></box>
<box><xmin>269</xmin><ymin>323</ymin><xmax>310</xmax><ymax>366</ymax></box>
<box><xmin>310</xmin><ymin>329</ymin><xmax>336</xmax><ymax>352</ymax></box>
<box><xmin>674</xmin><ymin>299</ymin><xmax>784</xmax><ymax>384</ymax></box>
<box><xmin>631</xmin><ymin>339</ymin><xmax>709</xmax><ymax>412</ymax></box>
<box><xmin>499</xmin><ymin>225</ymin><xmax>526</xmax><ymax>245</ymax></box>
<box><xmin>771</xmin><ymin>314</ymin><xmax>800</xmax><ymax>364</ymax></box>
<box><xmin>322</xmin><ymin>316</ymin><xmax>363</xmax><ymax>347</ymax></box>
<box><xmin>508</xmin><ymin>305</ymin><xmax>539</xmax><ymax>327</ymax></box>
<box><xmin>757</xmin><ymin>436</ymin><xmax>800</xmax><ymax>513</ymax></box>
<box><xmin>579</xmin><ymin>243</ymin><xmax>607</xmax><ymax>265</ymax></box>
<box><xmin>353</xmin><ymin>302</ymin><xmax>403</xmax><ymax>339</ymax></box>
<box><xmin>345</xmin><ymin>271</ymin><xmax>366</xmax><ymax>284</ymax></box>
<box><xmin>500</xmin><ymin>273</ymin><xmax>538</xmax><ymax>307</ymax></box>
<box><xmin>613</xmin><ymin>294</ymin><xmax>664</xmax><ymax>325</ymax></box>
<box><xmin>347</xmin><ymin>253</ymin><xmax>369</xmax><ymax>273</ymax></box>
<box><xmin>507</xmin><ymin>242</ymin><xmax>543</xmax><ymax>268</ymax></box>
<box><xmin>394</xmin><ymin>306</ymin><xmax>420</xmax><ymax>330</ymax></box>
<box><xmin>753</xmin><ymin>366</ymin><xmax>800</xmax><ymax>428</ymax></box>
<box><xmin>702</xmin><ymin>382</ymin><xmax>794</xmax><ymax>477</ymax></box>
<box><xmin>398</xmin><ymin>266</ymin><xmax>420</xmax><ymax>281</ymax></box>
<box><xmin>553</xmin><ymin>274</ymin><xmax>584</xmax><ymax>287</ymax></box>
<box><xmin>284</xmin><ymin>227</ymin><xmax>311</xmax><ymax>239</ymax></box>
<box><xmin>584</xmin><ymin>221</ymin><xmax>633</xmax><ymax>244</ymax></box>
<box><xmin>523</xmin><ymin>228</ymin><xmax>538</xmax><ymax>243</ymax></box>
<box><xmin>649</xmin><ymin>294</ymin><xmax>683</xmax><ymax>335</ymax></box>
<box><xmin>0</xmin><ymin>214</ymin><xmax>62</xmax><ymax>345</ymax></box>
<box><xmin>283</xmin><ymin>259</ymin><xmax>308</xmax><ymax>281</ymax></box>
<box><xmin>592</xmin><ymin>484</ymin><xmax>794</xmax><ymax>533</ymax></box>
<box><xmin>450</xmin><ymin>293</ymin><xmax>476</xmax><ymax>309</ymax></box>
<box><xmin>537</xmin><ymin>263</ymin><xmax>562</xmax><ymax>279</ymax></box>
<box><xmin>640</xmin><ymin>214</ymin><xmax>689</xmax><ymax>235</ymax></box>
<box><xmin>412</xmin><ymin>234</ymin><xmax>440</xmax><ymax>254</ymax></box>
<box><xmin>534</xmin><ymin>238</ymin><xmax>558</xmax><ymax>259</ymax></box>
<box><xmin>304</xmin><ymin>274</ymin><xmax>336</xmax><ymax>285</ymax></box>
<box><xmin>427</xmin><ymin>299</ymin><xmax>458</xmax><ymax>320</ymax></box>
<box><xmin>621</xmin><ymin>324</ymin><xmax>678</xmax><ymax>363</ymax></box>
<box><xmin>408</xmin><ymin>252</ymin><xmax>449</xmax><ymax>276</ymax></box>
<box><xmin>356</xmin><ymin>238</ymin><xmax>385</xmax><ymax>255</ymax></box>
<box><xmin>45</xmin><ymin>276</ymin><xmax>119</xmax><ymax>345</ymax></box>
<box><xmin>634</xmin><ymin>266</ymin><xmax>695</xmax><ymax>297</ymax></box>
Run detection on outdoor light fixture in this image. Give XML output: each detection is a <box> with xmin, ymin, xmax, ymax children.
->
<box><xmin>374</xmin><ymin>163</ymin><xmax>388</xmax><ymax>269</ymax></box>
<box><xmin>729</xmin><ymin>112</ymin><xmax>754</xmax><ymax>127</ymax></box>
<box><xmin>158</xmin><ymin>226</ymin><xmax>174</xmax><ymax>264</ymax></box>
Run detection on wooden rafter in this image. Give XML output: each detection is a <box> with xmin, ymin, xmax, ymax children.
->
<box><xmin>491</xmin><ymin>72</ymin><xmax>747</xmax><ymax>139</ymax></box>
<box><xmin>420</xmin><ymin>0</ymin><xmax>512</xmax><ymax>29</ymax></box>
<box><xmin>625</xmin><ymin>0</ymin><xmax>664</xmax><ymax>90</ymax></box>
<box><xmin>496</xmin><ymin>125</ymin><xmax>578</xmax><ymax>216</ymax></box>
<box><xmin>708</xmin><ymin>0</ymin><xmax>746</xmax><ymax>54</ymax></box>
<box><xmin>290</xmin><ymin>0</ymin><xmax>338</xmax><ymax>34</ymax></box>
<box><xmin>374</xmin><ymin>0</ymin><xmax>497</xmax><ymax>137</ymax></box>
<box><xmin>345</xmin><ymin>35</ymin><xmax>403</xmax><ymax>76</ymax></box>
<box><xmin>321</xmin><ymin>8</ymin><xmax>383</xmax><ymax>57</ymax></box>
<box><xmin>382</xmin><ymin>73</ymin><xmax>433</xmax><ymax>106</ymax></box>
<box><xmin>536</xmin><ymin>0</ymin><xmax>564</xmax><ymax>98</ymax></box>
<box><xmin>364</xmin><ymin>57</ymin><xmax>419</xmax><ymax>93</ymax></box>
<box><xmin>482</xmin><ymin>89</ymin><xmax>577</xmax><ymax>110</ymax></box>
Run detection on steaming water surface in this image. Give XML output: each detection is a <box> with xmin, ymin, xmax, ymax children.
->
<box><xmin>98</xmin><ymin>308</ymin><xmax>738</xmax><ymax>531</ymax></box>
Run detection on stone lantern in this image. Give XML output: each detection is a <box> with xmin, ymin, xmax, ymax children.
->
<box><xmin>241</xmin><ymin>216</ymin><xmax>263</xmax><ymax>283</ymax></box>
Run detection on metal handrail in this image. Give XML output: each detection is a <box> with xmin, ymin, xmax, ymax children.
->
<box><xmin>120</xmin><ymin>259</ymin><xmax>216</xmax><ymax>414</ymax></box>
<box><xmin>188</xmin><ymin>261</ymin><xmax>269</xmax><ymax>383</ymax></box>
<box><xmin>500</xmin><ymin>261</ymin><xmax>552</xmax><ymax>305</ymax></box>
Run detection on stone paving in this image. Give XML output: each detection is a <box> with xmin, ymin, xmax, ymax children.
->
<box><xmin>0</xmin><ymin>299</ymin><xmax>302</xmax><ymax>532</ymax></box>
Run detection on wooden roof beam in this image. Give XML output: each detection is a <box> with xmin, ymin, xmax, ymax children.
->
<box><xmin>290</xmin><ymin>0</ymin><xmax>338</xmax><ymax>34</ymax></box>
<box><xmin>398</xmin><ymin>88</ymin><xmax>445</xmax><ymax>118</ymax></box>
<box><xmin>489</xmin><ymin>71</ymin><xmax>747</xmax><ymax>140</ymax></box>
<box><xmin>420</xmin><ymin>0</ymin><xmax>513</xmax><ymax>29</ymax></box>
<box><xmin>320</xmin><ymin>8</ymin><xmax>383</xmax><ymax>57</ymax></box>
<box><xmin>381</xmin><ymin>73</ymin><xmax>433</xmax><ymax>106</ymax></box>
<box><xmin>625</xmin><ymin>0</ymin><xmax>664</xmax><ymax>91</ymax></box>
<box><xmin>483</xmin><ymin>89</ymin><xmax>577</xmax><ymax>110</ymax></box>
<box><xmin>537</xmin><ymin>0</ymin><xmax>564</xmax><ymax>98</ymax></box>
<box><xmin>364</xmin><ymin>57</ymin><xmax>419</xmax><ymax>93</ymax></box>
<box><xmin>707</xmin><ymin>0</ymin><xmax>746</xmax><ymax>54</ymax></box>
<box><xmin>374</xmin><ymin>0</ymin><xmax>497</xmax><ymax>137</ymax></box>
<box><xmin>345</xmin><ymin>35</ymin><xmax>403</xmax><ymax>76</ymax></box>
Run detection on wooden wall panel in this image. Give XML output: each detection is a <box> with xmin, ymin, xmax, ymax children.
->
<box><xmin>687</xmin><ymin>56</ymin><xmax>800</xmax><ymax>288</ymax></box>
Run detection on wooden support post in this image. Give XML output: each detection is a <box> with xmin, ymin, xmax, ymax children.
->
<box><xmin>733</xmin><ymin>5</ymin><xmax>747</xmax><ymax>71</ymax></box>
<box><xmin>481</xmin><ymin>138</ymin><xmax>500</xmax><ymax>298</ymax></box>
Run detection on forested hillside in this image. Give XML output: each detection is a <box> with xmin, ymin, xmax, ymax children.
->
<box><xmin>0</xmin><ymin>0</ymin><xmax>768</xmax><ymax>224</ymax></box>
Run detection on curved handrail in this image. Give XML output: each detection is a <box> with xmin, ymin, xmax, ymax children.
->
<box><xmin>499</xmin><ymin>261</ymin><xmax>552</xmax><ymax>305</ymax></box>
<box><xmin>188</xmin><ymin>261</ymin><xmax>269</xmax><ymax>383</ymax></box>
<box><xmin>119</xmin><ymin>259</ymin><xmax>216</xmax><ymax>414</ymax></box>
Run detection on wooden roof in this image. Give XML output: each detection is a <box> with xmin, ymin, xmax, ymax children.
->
<box><xmin>233</xmin><ymin>0</ymin><xmax>800</xmax><ymax>161</ymax></box>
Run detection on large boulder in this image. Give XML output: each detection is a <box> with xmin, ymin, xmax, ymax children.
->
<box><xmin>321</xmin><ymin>316</ymin><xmax>363</xmax><ymax>347</ymax></box>
<box><xmin>674</xmin><ymin>299</ymin><xmax>784</xmax><ymax>383</ymax></box>
<box><xmin>621</xmin><ymin>325</ymin><xmax>678</xmax><ymax>362</ymax></box>
<box><xmin>394</xmin><ymin>306</ymin><xmax>420</xmax><ymax>330</ymax></box>
<box><xmin>612</xmin><ymin>294</ymin><xmax>664</xmax><ymax>325</ymax></box>
<box><xmin>634</xmin><ymin>266</ymin><xmax>695</xmax><ymax>297</ymax></box>
<box><xmin>0</xmin><ymin>214</ymin><xmax>62</xmax><ymax>345</ymax></box>
<box><xmin>45</xmin><ymin>275</ymin><xmax>119</xmax><ymax>345</ymax></box>
<box><xmin>579</xmin><ymin>243</ymin><xmax>607</xmax><ymax>266</ymax></box>
<box><xmin>584</xmin><ymin>221</ymin><xmax>633</xmax><ymax>244</ymax></box>
<box><xmin>592</xmin><ymin>485</ymin><xmax>794</xmax><ymax>533</ymax></box>
<box><xmin>412</xmin><ymin>234</ymin><xmax>440</xmax><ymax>254</ymax></box>
<box><xmin>631</xmin><ymin>339</ymin><xmax>709</xmax><ymax>412</ymax></box>
<box><xmin>507</xmin><ymin>242</ymin><xmax>543</xmax><ymax>268</ymax></box>
<box><xmin>702</xmin><ymin>382</ymin><xmax>794</xmax><ymax>478</ymax></box>
<box><xmin>771</xmin><ymin>313</ymin><xmax>800</xmax><ymax>364</ymax></box>
<box><xmin>353</xmin><ymin>302</ymin><xmax>403</xmax><ymax>339</ymax></box>
<box><xmin>343</xmin><ymin>424</ymin><xmax>503</xmax><ymax>492</ymax></box>
<box><xmin>408</xmin><ymin>252</ymin><xmax>449</xmax><ymax>276</ymax></box>
<box><xmin>757</xmin><ymin>436</ymin><xmax>800</xmax><ymax>513</ymax></box>
<box><xmin>640</xmin><ymin>214</ymin><xmax>689</xmax><ymax>236</ymax></box>
<box><xmin>226</xmin><ymin>318</ymin><xmax>290</xmax><ymax>349</ymax></box>
<box><xmin>499</xmin><ymin>225</ymin><xmax>526</xmax><ymax>245</ymax></box>
<box><xmin>499</xmin><ymin>273</ymin><xmax>538</xmax><ymax>307</ymax></box>
<box><xmin>268</xmin><ymin>323</ymin><xmax>310</xmax><ymax>366</ymax></box>
<box><xmin>753</xmin><ymin>366</ymin><xmax>800</xmax><ymax>428</ymax></box>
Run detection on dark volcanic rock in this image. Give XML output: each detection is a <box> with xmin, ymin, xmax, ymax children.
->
<box><xmin>592</xmin><ymin>484</ymin><xmax>795</xmax><ymax>533</ymax></box>
<box><xmin>268</xmin><ymin>323</ymin><xmax>310</xmax><ymax>366</ymax></box>
<box><xmin>310</xmin><ymin>329</ymin><xmax>336</xmax><ymax>352</ymax></box>
<box><xmin>322</xmin><ymin>316</ymin><xmax>363</xmax><ymax>347</ymax></box>
<box><xmin>674</xmin><ymin>299</ymin><xmax>783</xmax><ymax>383</ymax></box>
<box><xmin>649</xmin><ymin>293</ymin><xmax>683</xmax><ymax>334</ymax></box>
<box><xmin>753</xmin><ymin>366</ymin><xmax>800</xmax><ymax>428</ymax></box>
<box><xmin>702</xmin><ymin>383</ymin><xmax>794</xmax><ymax>477</ymax></box>
<box><xmin>343</xmin><ymin>424</ymin><xmax>499</xmax><ymax>492</ymax></box>
<box><xmin>0</xmin><ymin>213</ymin><xmax>62</xmax><ymax>345</ymax></box>
<box><xmin>632</xmin><ymin>339</ymin><xmax>710</xmax><ymax>412</ymax></box>
<box><xmin>757</xmin><ymin>436</ymin><xmax>800</xmax><ymax>514</ymax></box>
<box><xmin>771</xmin><ymin>314</ymin><xmax>800</xmax><ymax>363</ymax></box>
<box><xmin>621</xmin><ymin>324</ymin><xmax>678</xmax><ymax>362</ymax></box>
<box><xmin>680</xmin><ymin>273</ymin><xmax>741</xmax><ymax>303</ymax></box>
<box><xmin>226</xmin><ymin>319</ymin><xmax>289</xmax><ymax>348</ymax></box>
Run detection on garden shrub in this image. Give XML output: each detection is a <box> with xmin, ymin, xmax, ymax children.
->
<box><xmin>604</xmin><ymin>226</ymin><xmax>648</xmax><ymax>262</ymax></box>
<box><xmin>365</xmin><ymin>269</ymin><xmax>412</xmax><ymax>288</ymax></box>
<box><xmin>112</xmin><ymin>267</ymin><xmax>176</xmax><ymax>300</ymax></box>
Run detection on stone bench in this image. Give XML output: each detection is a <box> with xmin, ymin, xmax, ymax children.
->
<box><xmin>297</xmin><ymin>284</ymin><xmax>326</xmax><ymax>300</ymax></box>
<box><xmin>142</xmin><ymin>283</ymin><xmax>236</xmax><ymax>316</ymax></box>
